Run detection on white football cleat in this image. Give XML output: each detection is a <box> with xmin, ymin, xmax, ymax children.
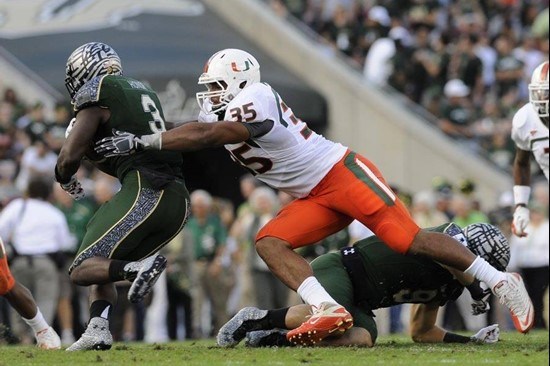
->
<box><xmin>493</xmin><ymin>273</ymin><xmax>534</xmax><ymax>334</ymax></box>
<box><xmin>217</xmin><ymin>307</ymin><xmax>269</xmax><ymax>347</ymax></box>
<box><xmin>128</xmin><ymin>254</ymin><xmax>167</xmax><ymax>303</ymax></box>
<box><xmin>66</xmin><ymin>317</ymin><xmax>112</xmax><ymax>351</ymax></box>
<box><xmin>35</xmin><ymin>326</ymin><xmax>61</xmax><ymax>350</ymax></box>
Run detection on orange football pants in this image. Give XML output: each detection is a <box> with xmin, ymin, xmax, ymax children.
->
<box><xmin>0</xmin><ymin>239</ymin><xmax>15</xmax><ymax>295</ymax></box>
<box><xmin>257</xmin><ymin>151</ymin><xmax>420</xmax><ymax>254</ymax></box>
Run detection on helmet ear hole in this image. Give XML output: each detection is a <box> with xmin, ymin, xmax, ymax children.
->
<box><xmin>239</xmin><ymin>81</ymin><xmax>247</xmax><ymax>89</ymax></box>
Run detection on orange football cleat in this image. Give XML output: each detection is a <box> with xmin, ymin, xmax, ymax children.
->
<box><xmin>287</xmin><ymin>302</ymin><xmax>353</xmax><ymax>346</ymax></box>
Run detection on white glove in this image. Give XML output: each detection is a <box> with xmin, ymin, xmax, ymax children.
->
<box><xmin>95</xmin><ymin>129</ymin><xmax>160</xmax><ymax>157</ymax></box>
<box><xmin>60</xmin><ymin>176</ymin><xmax>85</xmax><ymax>200</ymax></box>
<box><xmin>512</xmin><ymin>205</ymin><xmax>530</xmax><ymax>237</ymax></box>
<box><xmin>471</xmin><ymin>324</ymin><xmax>500</xmax><ymax>344</ymax></box>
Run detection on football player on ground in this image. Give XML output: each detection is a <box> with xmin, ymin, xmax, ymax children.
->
<box><xmin>55</xmin><ymin>42</ymin><xmax>190</xmax><ymax>351</ymax></box>
<box><xmin>96</xmin><ymin>48</ymin><xmax>534</xmax><ymax>343</ymax></box>
<box><xmin>510</xmin><ymin>61</ymin><xmax>549</xmax><ymax>238</ymax></box>
<box><xmin>217</xmin><ymin>223</ymin><xmax>507</xmax><ymax>347</ymax></box>
<box><xmin>0</xmin><ymin>238</ymin><xmax>61</xmax><ymax>349</ymax></box>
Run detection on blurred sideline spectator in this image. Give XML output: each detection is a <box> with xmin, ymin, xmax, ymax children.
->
<box><xmin>509</xmin><ymin>203</ymin><xmax>549</xmax><ymax>329</ymax></box>
<box><xmin>241</xmin><ymin>187</ymin><xmax>288</xmax><ymax>310</ymax></box>
<box><xmin>0</xmin><ymin>178</ymin><xmax>73</xmax><ymax>343</ymax></box>
<box><xmin>53</xmin><ymin>184</ymin><xmax>96</xmax><ymax>345</ymax></box>
<box><xmin>164</xmin><ymin>230</ymin><xmax>194</xmax><ymax>340</ymax></box>
<box><xmin>188</xmin><ymin>190</ymin><xmax>232</xmax><ymax>338</ymax></box>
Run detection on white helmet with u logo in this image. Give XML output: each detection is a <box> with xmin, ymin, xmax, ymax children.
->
<box><xmin>196</xmin><ymin>49</ymin><xmax>260</xmax><ymax>114</ymax></box>
<box><xmin>529</xmin><ymin>61</ymin><xmax>549</xmax><ymax>122</ymax></box>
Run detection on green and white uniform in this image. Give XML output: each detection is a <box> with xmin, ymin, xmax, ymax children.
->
<box><xmin>69</xmin><ymin>75</ymin><xmax>189</xmax><ymax>273</ymax></box>
<box><xmin>311</xmin><ymin>223</ymin><xmax>465</xmax><ymax>342</ymax></box>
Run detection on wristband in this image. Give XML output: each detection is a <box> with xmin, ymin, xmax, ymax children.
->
<box><xmin>141</xmin><ymin>133</ymin><xmax>162</xmax><ymax>150</ymax></box>
<box><xmin>443</xmin><ymin>332</ymin><xmax>472</xmax><ymax>343</ymax></box>
<box><xmin>54</xmin><ymin>165</ymin><xmax>71</xmax><ymax>185</ymax></box>
<box><xmin>513</xmin><ymin>185</ymin><xmax>531</xmax><ymax>206</ymax></box>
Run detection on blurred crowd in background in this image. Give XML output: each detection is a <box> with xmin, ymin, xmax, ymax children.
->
<box><xmin>267</xmin><ymin>0</ymin><xmax>549</xmax><ymax>173</ymax></box>
<box><xmin>0</xmin><ymin>0</ymin><xmax>549</xmax><ymax>344</ymax></box>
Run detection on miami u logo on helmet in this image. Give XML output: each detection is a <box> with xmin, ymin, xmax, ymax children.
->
<box><xmin>231</xmin><ymin>59</ymin><xmax>254</xmax><ymax>72</ymax></box>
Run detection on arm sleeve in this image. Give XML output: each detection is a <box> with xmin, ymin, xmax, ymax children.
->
<box><xmin>238</xmin><ymin>119</ymin><xmax>274</xmax><ymax>138</ymax></box>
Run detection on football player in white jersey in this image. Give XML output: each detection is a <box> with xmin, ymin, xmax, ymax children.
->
<box><xmin>511</xmin><ymin>61</ymin><xmax>549</xmax><ymax>238</ymax></box>
<box><xmin>96</xmin><ymin>49</ymin><xmax>535</xmax><ymax>341</ymax></box>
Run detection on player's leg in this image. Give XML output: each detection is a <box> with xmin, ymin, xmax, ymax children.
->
<box><xmin>287</xmin><ymin>253</ymin><xmax>372</xmax><ymax>345</ymax></box>
<box><xmin>4</xmin><ymin>283</ymin><xmax>62</xmax><ymax>349</ymax></box>
<box><xmin>334</xmin><ymin>152</ymin><xmax>534</xmax><ymax>333</ymax></box>
<box><xmin>67</xmin><ymin>172</ymin><xmax>189</xmax><ymax>351</ymax></box>
<box><xmin>255</xmin><ymin>199</ymin><xmax>352</xmax><ymax>294</ymax></box>
<box><xmin>244</xmin><ymin>253</ymin><xmax>377</xmax><ymax>347</ymax></box>
<box><xmin>67</xmin><ymin>283</ymin><xmax>117</xmax><ymax>351</ymax></box>
<box><xmin>255</xmin><ymin>200</ymin><xmax>354</xmax><ymax>338</ymax></box>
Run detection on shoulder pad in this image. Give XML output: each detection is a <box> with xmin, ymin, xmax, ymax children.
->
<box><xmin>512</xmin><ymin>104</ymin><xmax>530</xmax><ymax>130</ymax></box>
<box><xmin>73</xmin><ymin>75</ymin><xmax>106</xmax><ymax>111</ymax></box>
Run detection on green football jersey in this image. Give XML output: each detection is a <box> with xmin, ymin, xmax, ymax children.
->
<box><xmin>73</xmin><ymin>75</ymin><xmax>183</xmax><ymax>181</ymax></box>
<box><xmin>352</xmin><ymin>223</ymin><xmax>464</xmax><ymax>309</ymax></box>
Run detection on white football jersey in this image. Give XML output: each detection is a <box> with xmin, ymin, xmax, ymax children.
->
<box><xmin>511</xmin><ymin>103</ymin><xmax>549</xmax><ymax>180</ymax></box>
<box><xmin>199</xmin><ymin>83</ymin><xmax>347</xmax><ymax>197</ymax></box>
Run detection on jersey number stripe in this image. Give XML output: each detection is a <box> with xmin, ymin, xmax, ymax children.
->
<box><xmin>141</xmin><ymin>94</ymin><xmax>167</xmax><ymax>133</ymax></box>
<box><xmin>228</xmin><ymin>144</ymin><xmax>273</xmax><ymax>175</ymax></box>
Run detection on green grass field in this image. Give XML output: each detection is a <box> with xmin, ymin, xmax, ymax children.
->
<box><xmin>1</xmin><ymin>331</ymin><xmax>548</xmax><ymax>366</ymax></box>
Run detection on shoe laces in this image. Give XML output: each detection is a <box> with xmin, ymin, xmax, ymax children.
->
<box><xmin>497</xmin><ymin>281</ymin><xmax>527</xmax><ymax>317</ymax></box>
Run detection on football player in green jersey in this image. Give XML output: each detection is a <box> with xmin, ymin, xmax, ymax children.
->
<box><xmin>217</xmin><ymin>223</ymin><xmax>508</xmax><ymax>348</ymax></box>
<box><xmin>55</xmin><ymin>42</ymin><xmax>189</xmax><ymax>351</ymax></box>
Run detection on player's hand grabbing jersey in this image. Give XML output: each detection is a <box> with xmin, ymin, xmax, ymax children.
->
<box><xmin>199</xmin><ymin>83</ymin><xmax>347</xmax><ymax>198</ymax></box>
<box><xmin>511</xmin><ymin>103</ymin><xmax>549</xmax><ymax>180</ymax></box>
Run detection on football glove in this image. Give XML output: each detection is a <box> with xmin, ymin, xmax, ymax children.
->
<box><xmin>60</xmin><ymin>176</ymin><xmax>85</xmax><ymax>200</ymax></box>
<box><xmin>471</xmin><ymin>293</ymin><xmax>491</xmax><ymax>315</ymax></box>
<box><xmin>512</xmin><ymin>205</ymin><xmax>530</xmax><ymax>237</ymax></box>
<box><xmin>95</xmin><ymin>129</ymin><xmax>147</xmax><ymax>157</ymax></box>
<box><xmin>470</xmin><ymin>281</ymin><xmax>492</xmax><ymax>315</ymax></box>
<box><xmin>470</xmin><ymin>324</ymin><xmax>500</xmax><ymax>344</ymax></box>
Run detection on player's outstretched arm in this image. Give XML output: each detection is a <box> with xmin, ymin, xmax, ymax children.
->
<box><xmin>159</xmin><ymin>121</ymin><xmax>252</xmax><ymax>151</ymax></box>
<box><xmin>512</xmin><ymin>147</ymin><xmax>532</xmax><ymax>237</ymax></box>
<box><xmin>95</xmin><ymin>120</ymin><xmax>275</xmax><ymax>156</ymax></box>
<box><xmin>410</xmin><ymin>303</ymin><xmax>499</xmax><ymax>344</ymax></box>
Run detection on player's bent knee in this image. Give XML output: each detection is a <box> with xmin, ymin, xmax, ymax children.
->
<box><xmin>354</xmin><ymin>328</ymin><xmax>374</xmax><ymax>347</ymax></box>
<box><xmin>69</xmin><ymin>264</ymin><xmax>87</xmax><ymax>286</ymax></box>
<box><xmin>255</xmin><ymin>236</ymin><xmax>291</xmax><ymax>255</ymax></box>
<box><xmin>339</xmin><ymin>327</ymin><xmax>374</xmax><ymax>347</ymax></box>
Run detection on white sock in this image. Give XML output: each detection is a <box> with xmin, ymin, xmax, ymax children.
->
<box><xmin>22</xmin><ymin>308</ymin><xmax>49</xmax><ymax>334</ymax></box>
<box><xmin>464</xmin><ymin>256</ymin><xmax>507</xmax><ymax>290</ymax></box>
<box><xmin>297</xmin><ymin>276</ymin><xmax>338</xmax><ymax>308</ymax></box>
